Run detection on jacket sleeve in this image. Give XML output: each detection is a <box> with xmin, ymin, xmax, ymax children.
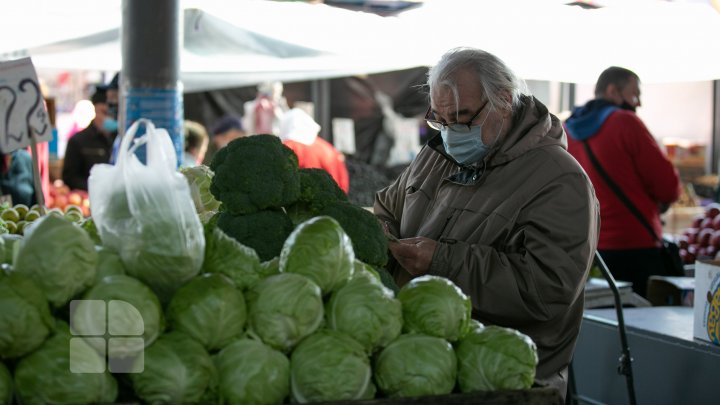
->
<box><xmin>428</xmin><ymin>173</ymin><xmax>599</xmax><ymax>324</ymax></box>
<box><xmin>373</xmin><ymin>166</ymin><xmax>412</xmax><ymax>238</ymax></box>
<box><xmin>622</xmin><ymin>115</ymin><xmax>681</xmax><ymax>204</ymax></box>
<box><xmin>61</xmin><ymin>136</ymin><xmax>87</xmax><ymax>191</ymax></box>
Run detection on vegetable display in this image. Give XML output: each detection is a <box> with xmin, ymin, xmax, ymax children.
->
<box><xmin>0</xmin><ymin>134</ymin><xmax>539</xmax><ymax>404</ymax></box>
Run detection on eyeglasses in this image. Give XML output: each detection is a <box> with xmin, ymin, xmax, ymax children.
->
<box><xmin>424</xmin><ymin>100</ymin><xmax>488</xmax><ymax>133</ymax></box>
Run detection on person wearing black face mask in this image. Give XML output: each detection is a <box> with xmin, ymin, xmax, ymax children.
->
<box><xmin>565</xmin><ymin>66</ymin><xmax>681</xmax><ymax>298</ymax></box>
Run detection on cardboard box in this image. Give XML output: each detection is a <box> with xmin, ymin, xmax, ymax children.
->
<box><xmin>692</xmin><ymin>260</ymin><xmax>720</xmax><ymax>345</ymax></box>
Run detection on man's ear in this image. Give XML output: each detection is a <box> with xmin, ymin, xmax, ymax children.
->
<box><xmin>604</xmin><ymin>84</ymin><xmax>621</xmax><ymax>102</ymax></box>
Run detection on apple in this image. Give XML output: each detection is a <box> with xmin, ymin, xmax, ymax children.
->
<box><xmin>692</xmin><ymin>215</ymin><xmax>705</xmax><ymax>229</ymax></box>
<box><xmin>681</xmin><ymin>248</ymin><xmax>697</xmax><ymax>264</ymax></box>
<box><xmin>677</xmin><ymin>234</ymin><xmax>689</xmax><ymax>249</ymax></box>
<box><xmin>706</xmin><ymin>203</ymin><xmax>720</xmax><ymax>219</ymax></box>
<box><xmin>68</xmin><ymin>192</ymin><xmax>83</xmax><ymax>207</ymax></box>
<box><xmin>711</xmin><ymin>230</ymin><xmax>720</xmax><ymax>249</ymax></box>
<box><xmin>685</xmin><ymin>228</ymin><xmax>699</xmax><ymax>244</ymax></box>
<box><xmin>706</xmin><ymin>245</ymin><xmax>718</xmax><ymax>258</ymax></box>
<box><xmin>701</xmin><ymin>217</ymin><xmax>714</xmax><ymax>230</ymax></box>
<box><xmin>688</xmin><ymin>244</ymin><xmax>699</xmax><ymax>256</ymax></box>
<box><xmin>698</xmin><ymin>228</ymin><xmax>714</xmax><ymax>247</ymax></box>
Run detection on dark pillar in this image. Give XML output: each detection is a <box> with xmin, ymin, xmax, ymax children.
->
<box><xmin>121</xmin><ymin>0</ymin><xmax>182</xmax><ymax>165</ymax></box>
<box><xmin>710</xmin><ymin>80</ymin><xmax>720</xmax><ymax>175</ymax></box>
<box><xmin>311</xmin><ymin>79</ymin><xmax>331</xmax><ymax>142</ymax></box>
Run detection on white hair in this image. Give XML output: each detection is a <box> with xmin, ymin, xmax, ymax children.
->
<box><xmin>427</xmin><ymin>48</ymin><xmax>528</xmax><ymax>116</ymax></box>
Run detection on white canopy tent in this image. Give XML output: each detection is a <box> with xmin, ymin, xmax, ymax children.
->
<box><xmin>0</xmin><ymin>0</ymin><xmax>427</xmax><ymax>92</ymax></box>
<box><xmin>3</xmin><ymin>0</ymin><xmax>720</xmax><ymax>91</ymax></box>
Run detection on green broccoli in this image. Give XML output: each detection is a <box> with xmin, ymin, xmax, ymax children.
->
<box><xmin>286</xmin><ymin>168</ymin><xmax>348</xmax><ymax>225</ymax></box>
<box><xmin>317</xmin><ymin>201</ymin><xmax>388</xmax><ymax>268</ymax></box>
<box><xmin>216</xmin><ymin>209</ymin><xmax>294</xmax><ymax>262</ymax></box>
<box><xmin>209</xmin><ymin>135</ymin><xmax>301</xmax><ymax>215</ymax></box>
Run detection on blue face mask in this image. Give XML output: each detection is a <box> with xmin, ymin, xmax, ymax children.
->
<box><xmin>102</xmin><ymin>117</ymin><xmax>118</xmax><ymax>133</ymax></box>
<box><xmin>441</xmin><ymin>125</ymin><xmax>488</xmax><ymax>165</ymax></box>
<box><xmin>441</xmin><ymin>116</ymin><xmax>505</xmax><ymax>165</ymax></box>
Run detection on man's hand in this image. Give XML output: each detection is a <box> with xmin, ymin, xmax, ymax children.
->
<box><xmin>388</xmin><ymin>236</ymin><xmax>437</xmax><ymax>276</ymax></box>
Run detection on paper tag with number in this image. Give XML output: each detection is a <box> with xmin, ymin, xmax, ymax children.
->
<box><xmin>0</xmin><ymin>58</ymin><xmax>51</xmax><ymax>153</ymax></box>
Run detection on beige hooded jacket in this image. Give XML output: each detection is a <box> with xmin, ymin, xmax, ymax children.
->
<box><xmin>375</xmin><ymin>95</ymin><xmax>599</xmax><ymax>395</ymax></box>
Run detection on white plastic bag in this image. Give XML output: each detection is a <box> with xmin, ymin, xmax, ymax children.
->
<box><xmin>89</xmin><ymin>119</ymin><xmax>204</xmax><ymax>300</ymax></box>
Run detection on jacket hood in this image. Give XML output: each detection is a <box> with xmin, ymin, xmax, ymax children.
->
<box><xmin>565</xmin><ymin>99</ymin><xmax>618</xmax><ymax>141</ymax></box>
<box><xmin>489</xmin><ymin>94</ymin><xmax>566</xmax><ymax>167</ymax></box>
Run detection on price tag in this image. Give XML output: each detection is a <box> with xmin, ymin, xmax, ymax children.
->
<box><xmin>0</xmin><ymin>58</ymin><xmax>51</xmax><ymax>153</ymax></box>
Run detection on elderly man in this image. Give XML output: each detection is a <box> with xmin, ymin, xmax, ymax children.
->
<box><xmin>374</xmin><ymin>47</ymin><xmax>599</xmax><ymax>398</ymax></box>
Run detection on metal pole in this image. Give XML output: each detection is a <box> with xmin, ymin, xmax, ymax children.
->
<box><xmin>121</xmin><ymin>0</ymin><xmax>183</xmax><ymax>165</ymax></box>
<box><xmin>711</xmin><ymin>80</ymin><xmax>720</xmax><ymax>176</ymax></box>
<box><xmin>594</xmin><ymin>252</ymin><xmax>637</xmax><ymax>405</ymax></box>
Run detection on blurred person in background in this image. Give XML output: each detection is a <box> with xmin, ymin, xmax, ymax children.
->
<box><xmin>0</xmin><ymin>149</ymin><xmax>36</xmax><ymax>206</ymax></box>
<box><xmin>565</xmin><ymin>66</ymin><xmax>681</xmax><ymax>298</ymax></box>
<box><xmin>243</xmin><ymin>81</ymin><xmax>288</xmax><ymax>135</ymax></box>
<box><xmin>374</xmin><ymin>47</ymin><xmax>598</xmax><ymax>399</ymax></box>
<box><xmin>211</xmin><ymin>115</ymin><xmax>246</xmax><ymax>149</ymax></box>
<box><xmin>181</xmin><ymin>120</ymin><xmax>209</xmax><ymax>168</ymax></box>
<box><xmin>279</xmin><ymin>108</ymin><xmax>349</xmax><ymax>193</ymax></box>
<box><xmin>62</xmin><ymin>86</ymin><xmax>118</xmax><ymax>191</ymax></box>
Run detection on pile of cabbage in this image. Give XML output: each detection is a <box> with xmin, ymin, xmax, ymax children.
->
<box><xmin>0</xmin><ymin>190</ymin><xmax>538</xmax><ymax>405</ymax></box>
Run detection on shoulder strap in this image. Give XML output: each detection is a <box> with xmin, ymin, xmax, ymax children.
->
<box><xmin>582</xmin><ymin>141</ymin><xmax>661</xmax><ymax>244</ymax></box>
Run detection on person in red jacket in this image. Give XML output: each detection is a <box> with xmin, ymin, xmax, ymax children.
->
<box><xmin>566</xmin><ymin>66</ymin><xmax>681</xmax><ymax>297</ymax></box>
<box><xmin>279</xmin><ymin>108</ymin><xmax>349</xmax><ymax>193</ymax></box>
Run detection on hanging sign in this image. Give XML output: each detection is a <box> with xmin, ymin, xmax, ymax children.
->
<box><xmin>0</xmin><ymin>57</ymin><xmax>51</xmax><ymax>153</ymax></box>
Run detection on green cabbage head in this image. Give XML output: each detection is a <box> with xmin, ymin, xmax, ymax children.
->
<box><xmin>130</xmin><ymin>332</ymin><xmax>217</xmax><ymax>404</ymax></box>
<box><xmin>290</xmin><ymin>329</ymin><xmax>374</xmax><ymax>403</ymax></box>
<box><xmin>14</xmin><ymin>323</ymin><xmax>118</xmax><ymax>405</ymax></box>
<box><xmin>246</xmin><ymin>273</ymin><xmax>323</xmax><ymax>352</ymax></box>
<box><xmin>180</xmin><ymin>165</ymin><xmax>222</xmax><ymax>223</ymax></box>
<box><xmin>456</xmin><ymin>325</ymin><xmax>538</xmax><ymax>392</ymax></box>
<box><xmin>280</xmin><ymin>216</ymin><xmax>354</xmax><ymax>295</ymax></box>
<box><xmin>216</xmin><ymin>339</ymin><xmax>290</xmax><ymax>405</ymax></box>
<box><xmin>0</xmin><ymin>273</ymin><xmax>54</xmax><ymax>359</ymax></box>
<box><xmin>203</xmin><ymin>225</ymin><xmax>263</xmax><ymax>291</ymax></box>
<box><xmin>398</xmin><ymin>275</ymin><xmax>471</xmax><ymax>342</ymax></box>
<box><xmin>71</xmin><ymin>275</ymin><xmax>164</xmax><ymax>360</ymax></box>
<box><xmin>374</xmin><ymin>334</ymin><xmax>457</xmax><ymax>398</ymax></box>
<box><xmin>94</xmin><ymin>246</ymin><xmax>126</xmax><ymax>283</ymax></box>
<box><xmin>167</xmin><ymin>273</ymin><xmax>246</xmax><ymax>351</ymax></box>
<box><xmin>326</xmin><ymin>275</ymin><xmax>402</xmax><ymax>353</ymax></box>
<box><xmin>14</xmin><ymin>214</ymin><xmax>97</xmax><ymax>307</ymax></box>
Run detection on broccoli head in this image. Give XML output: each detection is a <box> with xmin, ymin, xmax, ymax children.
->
<box><xmin>216</xmin><ymin>209</ymin><xmax>294</xmax><ymax>262</ymax></box>
<box><xmin>209</xmin><ymin>135</ymin><xmax>301</xmax><ymax>214</ymax></box>
<box><xmin>286</xmin><ymin>168</ymin><xmax>348</xmax><ymax>225</ymax></box>
<box><xmin>317</xmin><ymin>201</ymin><xmax>388</xmax><ymax>267</ymax></box>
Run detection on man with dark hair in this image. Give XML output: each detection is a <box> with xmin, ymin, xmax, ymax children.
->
<box><xmin>62</xmin><ymin>86</ymin><xmax>118</xmax><ymax>191</ymax></box>
<box><xmin>566</xmin><ymin>66</ymin><xmax>681</xmax><ymax>297</ymax></box>
<box><xmin>210</xmin><ymin>115</ymin><xmax>246</xmax><ymax>150</ymax></box>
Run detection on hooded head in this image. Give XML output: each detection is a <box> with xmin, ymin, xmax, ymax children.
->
<box><xmin>279</xmin><ymin>108</ymin><xmax>320</xmax><ymax>146</ymax></box>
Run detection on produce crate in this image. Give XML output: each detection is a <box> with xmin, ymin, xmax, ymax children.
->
<box><xmin>320</xmin><ymin>388</ymin><xmax>562</xmax><ymax>405</ymax></box>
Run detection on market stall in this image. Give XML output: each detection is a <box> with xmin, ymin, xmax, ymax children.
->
<box><xmin>573</xmin><ymin>306</ymin><xmax>720</xmax><ymax>404</ymax></box>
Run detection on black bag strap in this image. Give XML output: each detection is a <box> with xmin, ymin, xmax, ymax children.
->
<box><xmin>582</xmin><ymin>141</ymin><xmax>662</xmax><ymax>245</ymax></box>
